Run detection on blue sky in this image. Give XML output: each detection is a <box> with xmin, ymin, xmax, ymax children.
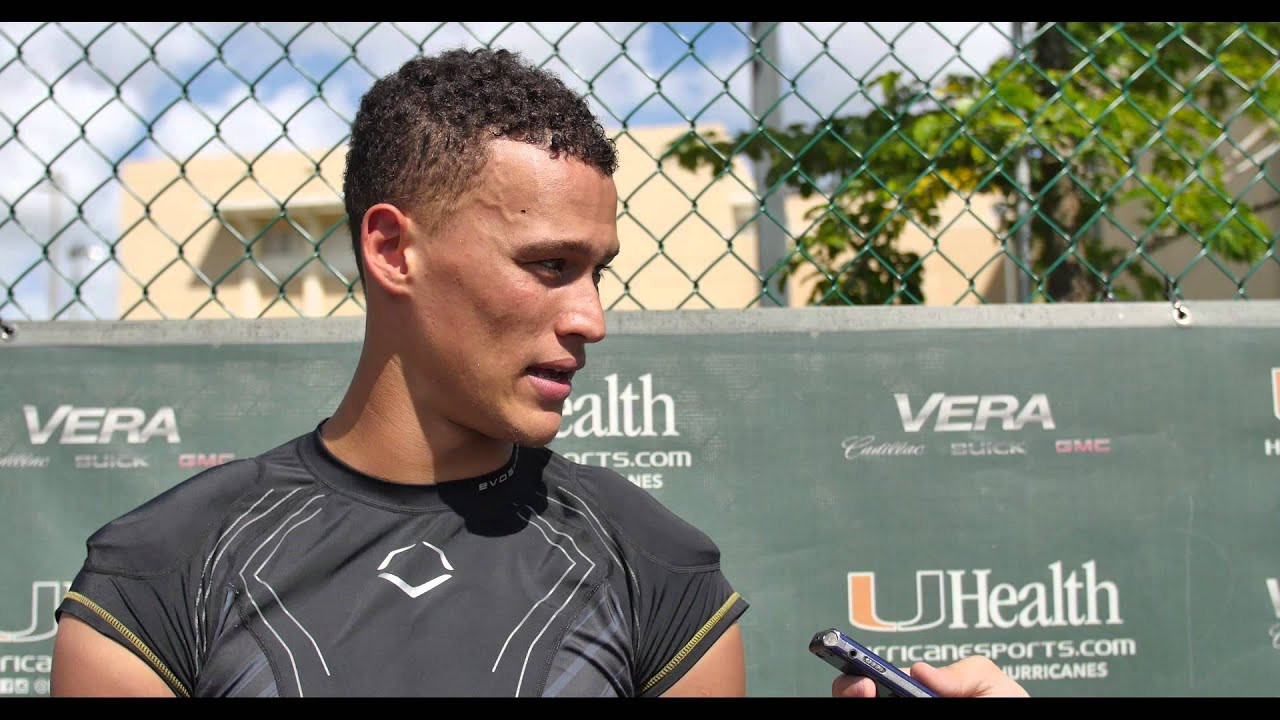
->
<box><xmin>0</xmin><ymin>22</ymin><xmax>1013</xmax><ymax>320</ymax></box>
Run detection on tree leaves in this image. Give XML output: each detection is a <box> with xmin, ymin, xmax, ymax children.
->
<box><xmin>666</xmin><ymin>22</ymin><xmax>1279</xmax><ymax>303</ymax></box>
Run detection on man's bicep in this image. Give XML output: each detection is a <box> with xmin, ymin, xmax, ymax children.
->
<box><xmin>51</xmin><ymin>614</ymin><xmax>176</xmax><ymax>697</ymax></box>
<box><xmin>660</xmin><ymin>622</ymin><xmax>746</xmax><ymax>697</ymax></box>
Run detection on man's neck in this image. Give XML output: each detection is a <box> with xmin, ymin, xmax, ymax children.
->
<box><xmin>319</xmin><ymin>346</ymin><xmax>513</xmax><ymax>486</ymax></box>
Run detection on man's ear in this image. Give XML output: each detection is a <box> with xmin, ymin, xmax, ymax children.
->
<box><xmin>359</xmin><ymin>203</ymin><xmax>415</xmax><ymax>296</ymax></box>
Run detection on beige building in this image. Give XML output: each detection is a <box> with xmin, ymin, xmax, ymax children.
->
<box><xmin>116</xmin><ymin>124</ymin><xmax>1278</xmax><ymax>319</ymax></box>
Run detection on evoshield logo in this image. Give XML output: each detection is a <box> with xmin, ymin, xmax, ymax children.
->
<box><xmin>848</xmin><ymin>561</ymin><xmax>1121</xmax><ymax>632</ymax></box>
<box><xmin>377</xmin><ymin>542</ymin><xmax>454</xmax><ymax>599</ymax></box>
<box><xmin>0</xmin><ymin>581</ymin><xmax>70</xmax><ymax>643</ymax></box>
<box><xmin>23</xmin><ymin>405</ymin><xmax>180</xmax><ymax>445</ymax></box>
<box><xmin>895</xmin><ymin>394</ymin><xmax>1055</xmax><ymax>433</ymax></box>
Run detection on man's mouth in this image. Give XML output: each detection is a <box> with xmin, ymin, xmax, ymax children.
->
<box><xmin>527</xmin><ymin>367</ymin><xmax>574</xmax><ymax>383</ymax></box>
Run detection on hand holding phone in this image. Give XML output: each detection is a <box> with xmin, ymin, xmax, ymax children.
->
<box><xmin>809</xmin><ymin>628</ymin><xmax>938</xmax><ymax>698</ymax></box>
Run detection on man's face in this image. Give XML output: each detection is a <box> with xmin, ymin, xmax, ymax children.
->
<box><xmin>406</xmin><ymin>139</ymin><xmax>619</xmax><ymax>447</ymax></box>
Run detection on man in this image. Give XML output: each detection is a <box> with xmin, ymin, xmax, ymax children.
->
<box><xmin>49</xmin><ymin>47</ymin><xmax>1024</xmax><ymax>698</ymax></box>
<box><xmin>50</xmin><ymin>46</ymin><xmax>743</xmax><ymax>699</ymax></box>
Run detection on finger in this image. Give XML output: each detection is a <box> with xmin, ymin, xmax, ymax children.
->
<box><xmin>908</xmin><ymin>661</ymin><xmax>972</xmax><ymax>695</ymax></box>
<box><xmin>832</xmin><ymin>674</ymin><xmax>878</xmax><ymax>698</ymax></box>
<box><xmin>910</xmin><ymin>656</ymin><xmax>1029</xmax><ymax>697</ymax></box>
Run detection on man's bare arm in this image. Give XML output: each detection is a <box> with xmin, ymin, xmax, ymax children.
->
<box><xmin>50</xmin><ymin>615</ymin><xmax>176</xmax><ymax>697</ymax></box>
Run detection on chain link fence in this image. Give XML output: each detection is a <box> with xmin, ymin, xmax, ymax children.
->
<box><xmin>2</xmin><ymin>22</ymin><xmax>1278</xmax><ymax>321</ymax></box>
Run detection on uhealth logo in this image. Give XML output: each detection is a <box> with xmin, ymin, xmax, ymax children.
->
<box><xmin>0</xmin><ymin>581</ymin><xmax>70</xmax><ymax>643</ymax></box>
<box><xmin>1267</xmin><ymin>369</ymin><xmax>1280</xmax><ymax>458</ymax></box>
<box><xmin>556</xmin><ymin>374</ymin><xmax>679</xmax><ymax>439</ymax></box>
<box><xmin>1272</xmin><ymin>369</ymin><xmax>1280</xmax><ymax>421</ymax></box>
<box><xmin>848</xmin><ymin>561</ymin><xmax>1122</xmax><ymax>632</ymax></box>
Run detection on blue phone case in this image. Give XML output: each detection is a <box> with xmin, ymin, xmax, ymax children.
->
<box><xmin>809</xmin><ymin>628</ymin><xmax>939</xmax><ymax>698</ymax></box>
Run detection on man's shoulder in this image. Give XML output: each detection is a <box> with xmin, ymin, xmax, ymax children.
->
<box><xmin>80</xmin><ymin>433</ymin><xmax>311</xmax><ymax>576</ymax></box>
<box><xmin>542</xmin><ymin>450</ymin><xmax>722</xmax><ymax>570</ymax></box>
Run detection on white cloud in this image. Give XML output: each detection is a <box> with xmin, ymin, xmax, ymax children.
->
<box><xmin>633</xmin><ymin>33</ymin><xmax>754</xmax><ymax>131</ymax></box>
<box><xmin>217</xmin><ymin>23</ymin><xmax>292</xmax><ymax>87</ymax></box>
<box><xmin>323</xmin><ymin>22</ymin><xmax>380</xmax><ymax>48</ymax></box>
<box><xmin>0</xmin><ymin>21</ymin><xmax>664</xmax><ymax>320</ymax></box>
<box><xmin>186</xmin><ymin>22</ymin><xmax>248</xmax><ymax>48</ymax></box>
<box><xmin>536</xmin><ymin>23</ymin><xmax>658</xmax><ymax>129</ymax></box>
<box><xmin>149</xmin><ymin>80</ymin><xmax>351</xmax><ymax>162</ymax></box>
<box><xmin>0</xmin><ymin>22</ymin><xmax>195</xmax><ymax>319</ymax></box>
<box><xmin>309</xmin><ymin>22</ymin><xmax>662</xmax><ymax>132</ymax></box>
<box><xmin>332</xmin><ymin>21</ymin><xmax>627</xmax><ymax>83</ymax></box>
<box><xmin>248</xmin><ymin>84</ymin><xmax>351</xmax><ymax>154</ymax></box>
<box><xmin>2</xmin><ymin>21</ymin><xmax>1019</xmax><ymax>320</ymax></box>
<box><xmin>779</xmin><ymin>22</ymin><xmax>1014</xmax><ymax>123</ymax></box>
<box><xmin>0</xmin><ymin>22</ymin><xmax>43</xmax><ymax>48</ymax></box>
<box><xmin>353</xmin><ymin>22</ymin><xmax>442</xmax><ymax>78</ymax></box>
<box><xmin>0</xmin><ymin>21</ymin><xmax>213</xmax><ymax>197</ymax></box>
<box><xmin>148</xmin><ymin>23</ymin><xmax>220</xmax><ymax>79</ymax></box>
<box><xmin>2</xmin><ymin>58</ymin><xmax>147</xmax><ymax>200</ymax></box>
<box><xmin>146</xmin><ymin>100</ymin><xmax>217</xmax><ymax>160</ymax></box>
<box><xmin>0</xmin><ymin>182</ymin><xmax>117</xmax><ymax>321</ymax></box>
<box><xmin>0</xmin><ymin>23</ymin><xmax>83</xmax><ymax>84</ymax></box>
<box><xmin>76</xmin><ymin>23</ymin><xmax>155</xmax><ymax>87</ymax></box>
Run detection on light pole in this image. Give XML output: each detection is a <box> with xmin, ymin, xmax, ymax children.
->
<box><xmin>66</xmin><ymin>243</ymin><xmax>106</xmax><ymax>320</ymax></box>
<box><xmin>40</xmin><ymin>172</ymin><xmax>103</xmax><ymax>320</ymax></box>
<box><xmin>751</xmin><ymin>22</ymin><xmax>790</xmax><ymax>307</ymax></box>
<box><xmin>45</xmin><ymin>174</ymin><xmax>61</xmax><ymax>320</ymax></box>
<box><xmin>1011</xmin><ymin>22</ymin><xmax>1034</xmax><ymax>303</ymax></box>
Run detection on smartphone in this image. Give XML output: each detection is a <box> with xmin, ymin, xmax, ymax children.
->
<box><xmin>809</xmin><ymin>628</ymin><xmax>938</xmax><ymax>698</ymax></box>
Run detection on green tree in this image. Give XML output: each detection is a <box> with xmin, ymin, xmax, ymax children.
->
<box><xmin>667</xmin><ymin>22</ymin><xmax>1280</xmax><ymax>304</ymax></box>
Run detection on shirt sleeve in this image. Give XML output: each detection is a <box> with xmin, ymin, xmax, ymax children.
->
<box><xmin>56</xmin><ymin>560</ymin><xmax>197</xmax><ymax>697</ymax></box>
<box><xmin>520</xmin><ymin>457</ymin><xmax>752</xmax><ymax>697</ymax></box>
<box><xmin>629</xmin><ymin>550</ymin><xmax>748</xmax><ymax>697</ymax></box>
<box><xmin>51</xmin><ymin>458</ymin><xmax>263</xmax><ymax>698</ymax></box>
<box><xmin>585</xmin><ymin>468</ymin><xmax>748</xmax><ymax>697</ymax></box>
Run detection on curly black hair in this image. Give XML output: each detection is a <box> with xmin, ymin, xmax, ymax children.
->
<box><xmin>342</xmin><ymin>47</ymin><xmax>618</xmax><ymax>283</ymax></box>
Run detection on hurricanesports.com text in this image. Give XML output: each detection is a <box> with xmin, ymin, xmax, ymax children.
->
<box><xmin>561</xmin><ymin>450</ymin><xmax>693</xmax><ymax>469</ymax></box>
<box><xmin>870</xmin><ymin>638</ymin><xmax>1137</xmax><ymax>682</ymax></box>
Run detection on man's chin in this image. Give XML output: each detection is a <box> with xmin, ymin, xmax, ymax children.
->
<box><xmin>507</xmin><ymin>412</ymin><xmax>564</xmax><ymax>448</ymax></box>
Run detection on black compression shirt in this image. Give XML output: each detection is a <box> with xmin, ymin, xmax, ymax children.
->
<box><xmin>55</xmin><ymin>425</ymin><xmax>748</xmax><ymax>697</ymax></box>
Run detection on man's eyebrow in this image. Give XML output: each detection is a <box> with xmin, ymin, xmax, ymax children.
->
<box><xmin>521</xmin><ymin>238</ymin><xmax>619</xmax><ymax>260</ymax></box>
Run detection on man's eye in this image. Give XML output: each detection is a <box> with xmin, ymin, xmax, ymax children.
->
<box><xmin>537</xmin><ymin>259</ymin><xmax>566</xmax><ymax>273</ymax></box>
<box><xmin>592</xmin><ymin>264</ymin><xmax>613</xmax><ymax>285</ymax></box>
